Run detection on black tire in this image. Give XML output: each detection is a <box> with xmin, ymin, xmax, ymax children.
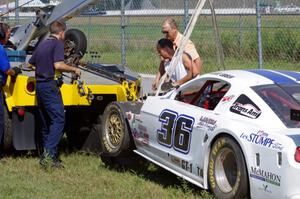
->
<box><xmin>100</xmin><ymin>102</ymin><xmax>131</xmax><ymax>158</ymax></box>
<box><xmin>208</xmin><ymin>136</ymin><xmax>249</xmax><ymax>199</ymax></box>
<box><xmin>65</xmin><ymin>29</ymin><xmax>87</xmax><ymax>58</ymax></box>
<box><xmin>3</xmin><ymin>105</ymin><xmax>12</xmax><ymax>150</ymax></box>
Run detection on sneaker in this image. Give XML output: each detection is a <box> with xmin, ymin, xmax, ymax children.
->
<box><xmin>51</xmin><ymin>159</ymin><xmax>65</xmax><ymax>169</ymax></box>
<box><xmin>40</xmin><ymin>154</ymin><xmax>64</xmax><ymax>169</ymax></box>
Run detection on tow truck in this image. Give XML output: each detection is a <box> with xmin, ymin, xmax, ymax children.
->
<box><xmin>2</xmin><ymin>0</ymin><xmax>140</xmax><ymax>152</ymax></box>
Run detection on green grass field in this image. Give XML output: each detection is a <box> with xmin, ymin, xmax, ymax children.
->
<box><xmin>0</xmin><ymin>151</ymin><xmax>214</xmax><ymax>199</ymax></box>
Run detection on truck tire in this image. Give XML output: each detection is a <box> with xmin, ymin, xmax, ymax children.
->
<box><xmin>208</xmin><ymin>136</ymin><xmax>249</xmax><ymax>199</ymax></box>
<box><xmin>100</xmin><ymin>102</ymin><xmax>131</xmax><ymax>158</ymax></box>
<box><xmin>3</xmin><ymin>106</ymin><xmax>13</xmax><ymax>150</ymax></box>
<box><xmin>65</xmin><ymin>29</ymin><xmax>87</xmax><ymax>58</ymax></box>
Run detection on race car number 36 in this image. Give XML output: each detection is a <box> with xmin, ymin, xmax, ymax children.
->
<box><xmin>157</xmin><ymin>109</ymin><xmax>195</xmax><ymax>154</ymax></box>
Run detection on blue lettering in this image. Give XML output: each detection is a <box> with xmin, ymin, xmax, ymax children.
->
<box><xmin>248</xmin><ymin>133</ymin><xmax>256</xmax><ymax>142</ymax></box>
<box><xmin>264</xmin><ymin>138</ymin><xmax>274</xmax><ymax>147</ymax></box>
<box><xmin>251</xmin><ymin>134</ymin><xmax>259</xmax><ymax>142</ymax></box>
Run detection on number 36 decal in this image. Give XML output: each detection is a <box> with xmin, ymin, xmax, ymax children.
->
<box><xmin>157</xmin><ymin>109</ymin><xmax>195</xmax><ymax>154</ymax></box>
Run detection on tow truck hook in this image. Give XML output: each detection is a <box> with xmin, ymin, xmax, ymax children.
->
<box><xmin>77</xmin><ymin>80</ymin><xmax>86</xmax><ymax>97</ymax></box>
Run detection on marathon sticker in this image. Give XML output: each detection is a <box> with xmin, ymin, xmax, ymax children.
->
<box><xmin>240</xmin><ymin>130</ymin><xmax>283</xmax><ymax>151</ymax></box>
<box><xmin>196</xmin><ymin>116</ymin><xmax>217</xmax><ymax>132</ymax></box>
<box><xmin>230</xmin><ymin>94</ymin><xmax>261</xmax><ymax>119</ymax></box>
<box><xmin>250</xmin><ymin>167</ymin><xmax>281</xmax><ymax>186</ymax></box>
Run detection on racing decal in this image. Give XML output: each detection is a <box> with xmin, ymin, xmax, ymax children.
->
<box><xmin>138</xmin><ymin>124</ymin><xmax>147</xmax><ymax>133</ymax></box>
<box><xmin>132</xmin><ymin>124</ymin><xmax>149</xmax><ymax>146</ymax></box>
<box><xmin>230</xmin><ymin>94</ymin><xmax>261</xmax><ymax>119</ymax></box>
<box><xmin>277</xmin><ymin>70</ymin><xmax>300</xmax><ymax>81</ymax></box>
<box><xmin>196</xmin><ymin>116</ymin><xmax>217</xmax><ymax>132</ymax></box>
<box><xmin>157</xmin><ymin>109</ymin><xmax>195</xmax><ymax>154</ymax></box>
<box><xmin>213</xmin><ymin>72</ymin><xmax>234</xmax><ymax>79</ymax></box>
<box><xmin>169</xmin><ymin>154</ymin><xmax>181</xmax><ymax>167</ymax></box>
<box><xmin>221</xmin><ymin>95</ymin><xmax>235</xmax><ymax>103</ymax></box>
<box><xmin>181</xmin><ymin>159</ymin><xmax>193</xmax><ymax>173</ymax></box>
<box><xmin>250</xmin><ymin>166</ymin><xmax>281</xmax><ymax>186</ymax></box>
<box><xmin>240</xmin><ymin>131</ymin><xmax>283</xmax><ymax>151</ymax></box>
<box><xmin>259</xmin><ymin>184</ymin><xmax>272</xmax><ymax>194</ymax></box>
<box><xmin>246</xmin><ymin>69</ymin><xmax>296</xmax><ymax>84</ymax></box>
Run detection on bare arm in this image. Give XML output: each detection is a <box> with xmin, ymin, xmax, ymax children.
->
<box><xmin>5</xmin><ymin>68</ymin><xmax>16</xmax><ymax>76</ymax></box>
<box><xmin>175</xmin><ymin>53</ymin><xmax>193</xmax><ymax>85</ymax></box>
<box><xmin>152</xmin><ymin>60</ymin><xmax>166</xmax><ymax>91</ymax></box>
<box><xmin>54</xmin><ymin>61</ymin><xmax>81</xmax><ymax>76</ymax></box>
<box><xmin>193</xmin><ymin>57</ymin><xmax>202</xmax><ymax>77</ymax></box>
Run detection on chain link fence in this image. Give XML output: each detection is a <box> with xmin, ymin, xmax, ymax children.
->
<box><xmin>3</xmin><ymin>0</ymin><xmax>300</xmax><ymax>74</ymax></box>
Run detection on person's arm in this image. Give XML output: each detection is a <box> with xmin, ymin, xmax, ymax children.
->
<box><xmin>152</xmin><ymin>60</ymin><xmax>165</xmax><ymax>91</ymax></box>
<box><xmin>5</xmin><ymin>68</ymin><xmax>17</xmax><ymax>76</ymax></box>
<box><xmin>53</xmin><ymin>41</ymin><xmax>81</xmax><ymax>77</ymax></box>
<box><xmin>1</xmin><ymin>50</ymin><xmax>20</xmax><ymax>77</ymax></box>
<box><xmin>54</xmin><ymin>61</ymin><xmax>81</xmax><ymax>77</ymax></box>
<box><xmin>175</xmin><ymin>53</ymin><xmax>193</xmax><ymax>86</ymax></box>
<box><xmin>193</xmin><ymin>57</ymin><xmax>201</xmax><ymax>77</ymax></box>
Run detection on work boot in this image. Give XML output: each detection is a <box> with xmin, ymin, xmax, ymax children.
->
<box><xmin>40</xmin><ymin>151</ymin><xmax>64</xmax><ymax>169</ymax></box>
<box><xmin>51</xmin><ymin>158</ymin><xmax>64</xmax><ymax>169</ymax></box>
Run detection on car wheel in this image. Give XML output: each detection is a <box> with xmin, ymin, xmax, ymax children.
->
<box><xmin>208</xmin><ymin>136</ymin><xmax>249</xmax><ymax>199</ymax></box>
<box><xmin>64</xmin><ymin>29</ymin><xmax>87</xmax><ymax>59</ymax></box>
<box><xmin>100</xmin><ymin>102</ymin><xmax>131</xmax><ymax>158</ymax></box>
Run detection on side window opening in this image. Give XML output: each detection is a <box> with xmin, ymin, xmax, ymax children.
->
<box><xmin>176</xmin><ymin>80</ymin><xmax>230</xmax><ymax>110</ymax></box>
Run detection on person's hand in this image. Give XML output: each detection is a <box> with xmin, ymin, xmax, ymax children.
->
<box><xmin>11</xmin><ymin>67</ymin><xmax>22</xmax><ymax>77</ymax></box>
<box><xmin>152</xmin><ymin>79</ymin><xmax>159</xmax><ymax>91</ymax></box>
<box><xmin>74</xmin><ymin>67</ymin><xmax>81</xmax><ymax>78</ymax></box>
<box><xmin>172</xmin><ymin>81</ymin><xmax>180</xmax><ymax>88</ymax></box>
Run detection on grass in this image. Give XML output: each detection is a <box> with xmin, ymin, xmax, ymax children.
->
<box><xmin>0</xmin><ymin>152</ymin><xmax>214</xmax><ymax>199</ymax></box>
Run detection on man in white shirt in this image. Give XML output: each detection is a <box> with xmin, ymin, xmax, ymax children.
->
<box><xmin>152</xmin><ymin>38</ymin><xmax>197</xmax><ymax>90</ymax></box>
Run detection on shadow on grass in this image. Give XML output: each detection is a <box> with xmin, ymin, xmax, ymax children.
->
<box><xmin>100</xmin><ymin>153</ymin><xmax>213</xmax><ymax>198</ymax></box>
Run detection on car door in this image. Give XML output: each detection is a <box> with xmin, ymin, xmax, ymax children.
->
<box><xmin>136</xmin><ymin>78</ymin><xmax>230</xmax><ymax>179</ymax></box>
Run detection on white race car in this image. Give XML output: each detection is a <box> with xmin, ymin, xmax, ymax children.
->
<box><xmin>99</xmin><ymin>69</ymin><xmax>300</xmax><ymax>199</ymax></box>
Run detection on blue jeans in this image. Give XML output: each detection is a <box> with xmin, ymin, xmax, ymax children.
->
<box><xmin>36</xmin><ymin>80</ymin><xmax>65</xmax><ymax>159</ymax></box>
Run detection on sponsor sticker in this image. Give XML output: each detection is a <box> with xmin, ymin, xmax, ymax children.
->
<box><xmin>133</xmin><ymin>124</ymin><xmax>149</xmax><ymax>145</ymax></box>
<box><xmin>250</xmin><ymin>167</ymin><xmax>281</xmax><ymax>186</ymax></box>
<box><xmin>213</xmin><ymin>72</ymin><xmax>235</xmax><ymax>79</ymax></box>
<box><xmin>221</xmin><ymin>95</ymin><xmax>235</xmax><ymax>103</ymax></box>
<box><xmin>196</xmin><ymin>116</ymin><xmax>217</xmax><ymax>131</ymax></box>
<box><xmin>240</xmin><ymin>131</ymin><xmax>283</xmax><ymax>151</ymax></box>
<box><xmin>230</xmin><ymin>94</ymin><xmax>261</xmax><ymax>119</ymax></box>
<box><xmin>258</xmin><ymin>184</ymin><xmax>272</xmax><ymax>194</ymax></box>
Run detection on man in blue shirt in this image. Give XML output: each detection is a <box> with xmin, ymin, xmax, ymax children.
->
<box><xmin>0</xmin><ymin>23</ymin><xmax>21</xmax><ymax>160</ymax></box>
<box><xmin>29</xmin><ymin>21</ymin><xmax>80</xmax><ymax>168</ymax></box>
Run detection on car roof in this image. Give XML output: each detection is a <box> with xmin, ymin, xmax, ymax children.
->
<box><xmin>200</xmin><ymin>69</ymin><xmax>300</xmax><ymax>88</ymax></box>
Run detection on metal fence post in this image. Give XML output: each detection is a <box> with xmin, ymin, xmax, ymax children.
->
<box><xmin>121</xmin><ymin>0</ymin><xmax>126</xmax><ymax>66</ymax></box>
<box><xmin>184</xmin><ymin>0</ymin><xmax>189</xmax><ymax>30</ymax></box>
<box><xmin>15</xmin><ymin>0</ymin><xmax>19</xmax><ymax>24</ymax></box>
<box><xmin>238</xmin><ymin>14</ymin><xmax>244</xmax><ymax>49</ymax></box>
<box><xmin>208</xmin><ymin>0</ymin><xmax>225</xmax><ymax>70</ymax></box>
<box><xmin>256</xmin><ymin>0</ymin><xmax>263</xmax><ymax>69</ymax></box>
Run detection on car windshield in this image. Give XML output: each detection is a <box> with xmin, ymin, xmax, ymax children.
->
<box><xmin>253</xmin><ymin>84</ymin><xmax>300</xmax><ymax>128</ymax></box>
